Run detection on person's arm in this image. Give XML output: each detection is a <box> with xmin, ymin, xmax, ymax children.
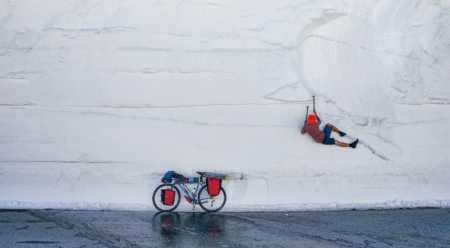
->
<box><xmin>314</xmin><ymin>110</ymin><xmax>322</xmax><ymax>125</ymax></box>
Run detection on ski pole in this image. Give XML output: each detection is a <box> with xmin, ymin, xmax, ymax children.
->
<box><xmin>313</xmin><ymin>95</ymin><xmax>315</xmax><ymax>111</ymax></box>
<box><xmin>306</xmin><ymin>106</ymin><xmax>309</xmax><ymax>120</ymax></box>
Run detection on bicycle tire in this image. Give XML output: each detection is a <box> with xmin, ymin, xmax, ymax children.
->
<box><xmin>152</xmin><ymin>184</ymin><xmax>181</xmax><ymax>212</ymax></box>
<box><xmin>198</xmin><ymin>185</ymin><xmax>227</xmax><ymax>212</ymax></box>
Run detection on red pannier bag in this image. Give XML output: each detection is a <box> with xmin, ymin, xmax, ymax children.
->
<box><xmin>161</xmin><ymin>189</ymin><xmax>175</xmax><ymax>206</ymax></box>
<box><xmin>207</xmin><ymin>178</ymin><xmax>221</xmax><ymax>196</ymax></box>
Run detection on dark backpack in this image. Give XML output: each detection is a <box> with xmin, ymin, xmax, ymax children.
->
<box><xmin>161</xmin><ymin>171</ymin><xmax>185</xmax><ymax>183</ymax></box>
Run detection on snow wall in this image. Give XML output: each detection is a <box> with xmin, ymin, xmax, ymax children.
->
<box><xmin>1</xmin><ymin>0</ymin><xmax>450</xmax><ymax>211</ymax></box>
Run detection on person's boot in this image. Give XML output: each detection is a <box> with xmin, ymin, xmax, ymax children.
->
<box><xmin>350</xmin><ymin>139</ymin><xmax>359</xmax><ymax>148</ymax></box>
<box><xmin>339</xmin><ymin>131</ymin><xmax>346</xmax><ymax>137</ymax></box>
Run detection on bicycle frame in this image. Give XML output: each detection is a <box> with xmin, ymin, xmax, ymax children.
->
<box><xmin>170</xmin><ymin>181</ymin><xmax>209</xmax><ymax>205</ymax></box>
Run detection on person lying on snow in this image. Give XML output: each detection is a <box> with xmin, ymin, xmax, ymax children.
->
<box><xmin>301</xmin><ymin>110</ymin><xmax>358</xmax><ymax>148</ymax></box>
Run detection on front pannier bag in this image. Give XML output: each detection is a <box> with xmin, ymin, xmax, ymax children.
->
<box><xmin>207</xmin><ymin>178</ymin><xmax>221</xmax><ymax>196</ymax></box>
<box><xmin>161</xmin><ymin>189</ymin><xmax>175</xmax><ymax>206</ymax></box>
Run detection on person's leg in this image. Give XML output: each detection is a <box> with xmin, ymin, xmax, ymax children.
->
<box><xmin>335</xmin><ymin>139</ymin><xmax>359</xmax><ymax>148</ymax></box>
<box><xmin>327</xmin><ymin>123</ymin><xmax>340</xmax><ymax>132</ymax></box>
<box><xmin>327</xmin><ymin>123</ymin><xmax>346</xmax><ymax>137</ymax></box>
<box><xmin>335</xmin><ymin>140</ymin><xmax>349</xmax><ymax>147</ymax></box>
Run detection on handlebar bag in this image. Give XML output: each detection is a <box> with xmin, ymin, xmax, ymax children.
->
<box><xmin>161</xmin><ymin>189</ymin><xmax>175</xmax><ymax>206</ymax></box>
<box><xmin>207</xmin><ymin>178</ymin><xmax>221</xmax><ymax>196</ymax></box>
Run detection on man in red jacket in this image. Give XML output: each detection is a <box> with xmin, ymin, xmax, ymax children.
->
<box><xmin>301</xmin><ymin>110</ymin><xmax>358</xmax><ymax>148</ymax></box>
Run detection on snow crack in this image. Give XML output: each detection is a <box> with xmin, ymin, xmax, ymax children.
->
<box><xmin>2</xmin><ymin>161</ymin><xmax>130</xmax><ymax>164</ymax></box>
<box><xmin>103</xmin><ymin>69</ymin><xmax>226</xmax><ymax>75</ymax></box>
<box><xmin>358</xmin><ymin>140</ymin><xmax>390</xmax><ymax>161</ymax></box>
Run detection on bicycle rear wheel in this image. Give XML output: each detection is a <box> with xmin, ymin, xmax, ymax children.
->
<box><xmin>152</xmin><ymin>184</ymin><xmax>181</xmax><ymax>212</ymax></box>
<box><xmin>198</xmin><ymin>185</ymin><xmax>227</xmax><ymax>212</ymax></box>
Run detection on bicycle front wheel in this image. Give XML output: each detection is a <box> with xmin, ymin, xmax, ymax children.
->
<box><xmin>152</xmin><ymin>184</ymin><xmax>181</xmax><ymax>212</ymax></box>
<box><xmin>198</xmin><ymin>185</ymin><xmax>227</xmax><ymax>212</ymax></box>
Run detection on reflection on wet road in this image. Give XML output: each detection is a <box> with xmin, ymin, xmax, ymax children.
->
<box><xmin>154</xmin><ymin>212</ymin><xmax>230</xmax><ymax>247</ymax></box>
<box><xmin>1</xmin><ymin>209</ymin><xmax>450</xmax><ymax>247</ymax></box>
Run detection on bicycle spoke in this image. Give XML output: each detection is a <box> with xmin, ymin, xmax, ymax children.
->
<box><xmin>152</xmin><ymin>184</ymin><xmax>181</xmax><ymax>212</ymax></box>
<box><xmin>198</xmin><ymin>186</ymin><xmax>227</xmax><ymax>212</ymax></box>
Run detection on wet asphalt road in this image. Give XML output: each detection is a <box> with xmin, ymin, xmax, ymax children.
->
<box><xmin>1</xmin><ymin>209</ymin><xmax>449</xmax><ymax>248</ymax></box>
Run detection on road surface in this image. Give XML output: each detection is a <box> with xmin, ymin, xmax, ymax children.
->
<box><xmin>1</xmin><ymin>208</ymin><xmax>449</xmax><ymax>247</ymax></box>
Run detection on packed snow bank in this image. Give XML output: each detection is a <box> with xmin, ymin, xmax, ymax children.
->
<box><xmin>1</xmin><ymin>0</ymin><xmax>449</xmax><ymax>211</ymax></box>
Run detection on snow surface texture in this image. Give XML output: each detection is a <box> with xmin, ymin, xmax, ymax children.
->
<box><xmin>1</xmin><ymin>0</ymin><xmax>449</xmax><ymax>211</ymax></box>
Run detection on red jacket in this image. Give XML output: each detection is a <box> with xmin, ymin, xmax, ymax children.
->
<box><xmin>301</xmin><ymin>115</ymin><xmax>324</xmax><ymax>143</ymax></box>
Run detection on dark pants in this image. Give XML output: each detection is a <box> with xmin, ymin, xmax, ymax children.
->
<box><xmin>322</xmin><ymin>125</ymin><xmax>335</xmax><ymax>145</ymax></box>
